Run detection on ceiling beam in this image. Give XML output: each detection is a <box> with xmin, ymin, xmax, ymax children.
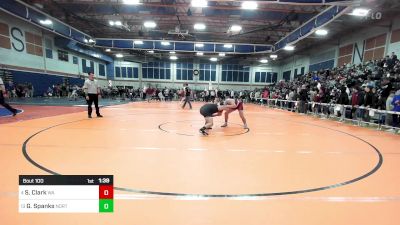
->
<box><xmin>52</xmin><ymin>0</ymin><xmax>318</xmax><ymax>14</ymax></box>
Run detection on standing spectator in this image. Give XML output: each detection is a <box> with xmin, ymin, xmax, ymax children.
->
<box><xmin>28</xmin><ymin>83</ymin><xmax>34</xmax><ymax>97</ymax></box>
<box><xmin>69</xmin><ymin>85</ymin><xmax>79</xmax><ymax>101</ymax></box>
<box><xmin>298</xmin><ymin>85</ymin><xmax>308</xmax><ymax>113</ymax></box>
<box><xmin>142</xmin><ymin>86</ymin><xmax>147</xmax><ymax>100</ymax></box>
<box><xmin>357</xmin><ymin>86</ymin><xmax>366</xmax><ymax>120</ymax></box>
<box><xmin>158</xmin><ymin>90</ymin><xmax>165</xmax><ymax>101</ymax></box>
<box><xmin>6</xmin><ymin>81</ymin><xmax>15</xmax><ymax>98</ymax></box>
<box><xmin>210</xmin><ymin>89</ymin><xmax>216</xmax><ymax>103</ymax></box>
<box><xmin>385</xmin><ymin>90</ymin><xmax>395</xmax><ymax>126</ymax></box>
<box><xmin>380</xmin><ymin>78</ymin><xmax>392</xmax><ymax>109</ymax></box>
<box><xmin>351</xmin><ymin>87</ymin><xmax>360</xmax><ymax>119</ymax></box>
<box><xmin>391</xmin><ymin>90</ymin><xmax>400</xmax><ymax>128</ymax></box>
<box><xmin>0</xmin><ymin>77</ymin><xmax>17</xmax><ymax>116</ymax></box>
<box><xmin>261</xmin><ymin>89</ymin><xmax>269</xmax><ymax>104</ymax></box>
<box><xmin>288</xmin><ymin>89</ymin><xmax>295</xmax><ymax>111</ymax></box>
<box><xmin>337</xmin><ymin>86</ymin><xmax>349</xmax><ymax>119</ymax></box>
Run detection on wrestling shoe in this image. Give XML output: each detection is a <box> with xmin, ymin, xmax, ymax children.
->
<box><xmin>199</xmin><ymin>127</ymin><xmax>208</xmax><ymax>136</ymax></box>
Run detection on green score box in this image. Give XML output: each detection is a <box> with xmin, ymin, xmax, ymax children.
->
<box><xmin>99</xmin><ymin>199</ymin><xmax>114</xmax><ymax>213</ymax></box>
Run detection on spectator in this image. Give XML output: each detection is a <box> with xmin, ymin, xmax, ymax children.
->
<box><xmin>386</xmin><ymin>90</ymin><xmax>395</xmax><ymax>126</ymax></box>
<box><xmin>391</xmin><ymin>90</ymin><xmax>400</xmax><ymax>128</ymax></box>
<box><xmin>298</xmin><ymin>85</ymin><xmax>308</xmax><ymax>113</ymax></box>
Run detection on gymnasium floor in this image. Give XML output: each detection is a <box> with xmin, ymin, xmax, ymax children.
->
<box><xmin>1</xmin><ymin>101</ymin><xmax>400</xmax><ymax>225</ymax></box>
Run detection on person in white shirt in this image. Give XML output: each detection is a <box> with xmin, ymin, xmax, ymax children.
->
<box><xmin>83</xmin><ymin>72</ymin><xmax>103</xmax><ymax>118</ymax></box>
<box><xmin>158</xmin><ymin>91</ymin><xmax>165</xmax><ymax>101</ymax></box>
<box><xmin>0</xmin><ymin>77</ymin><xmax>17</xmax><ymax>116</ymax></box>
<box><xmin>69</xmin><ymin>85</ymin><xmax>79</xmax><ymax>101</ymax></box>
<box><xmin>210</xmin><ymin>89</ymin><xmax>216</xmax><ymax>103</ymax></box>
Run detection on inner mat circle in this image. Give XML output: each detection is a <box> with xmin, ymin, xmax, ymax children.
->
<box><xmin>22</xmin><ymin>104</ymin><xmax>382</xmax><ymax>197</ymax></box>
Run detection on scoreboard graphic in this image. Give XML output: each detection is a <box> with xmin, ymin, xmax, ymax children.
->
<box><xmin>19</xmin><ymin>175</ymin><xmax>114</xmax><ymax>213</ymax></box>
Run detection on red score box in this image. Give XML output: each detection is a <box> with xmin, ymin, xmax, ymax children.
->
<box><xmin>99</xmin><ymin>185</ymin><xmax>114</xmax><ymax>199</ymax></box>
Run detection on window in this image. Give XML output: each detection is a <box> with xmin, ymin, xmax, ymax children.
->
<box><xmin>114</xmin><ymin>66</ymin><xmax>139</xmax><ymax>79</ymax></box>
<box><xmin>25</xmin><ymin>31</ymin><xmax>43</xmax><ymax>56</ymax></box>
<box><xmin>115</xmin><ymin>67</ymin><xmax>121</xmax><ymax>77</ymax></box>
<box><xmin>0</xmin><ymin>22</ymin><xmax>11</xmax><ymax>50</ymax></box>
<box><xmin>142</xmin><ymin>61</ymin><xmax>171</xmax><ymax>80</ymax></box>
<box><xmin>73</xmin><ymin>56</ymin><xmax>78</xmax><ymax>65</ymax></box>
<box><xmin>44</xmin><ymin>38</ymin><xmax>52</xmax><ymax>59</ymax></box>
<box><xmin>99</xmin><ymin>64</ymin><xmax>106</xmax><ymax>76</ymax></box>
<box><xmin>121</xmin><ymin>67</ymin><xmax>127</xmax><ymax>78</ymax></box>
<box><xmin>127</xmin><ymin>67</ymin><xmax>133</xmax><ymax>78</ymax></box>
<box><xmin>255</xmin><ymin>72</ymin><xmax>277</xmax><ymax>83</ymax></box>
<box><xmin>221</xmin><ymin>64</ymin><xmax>250</xmax><ymax>82</ymax></box>
<box><xmin>283</xmin><ymin>71</ymin><xmax>291</xmax><ymax>81</ymax></box>
<box><xmin>363</xmin><ymin>34</ymin><xmax>386</xmax><ymax>62</ymax></box>
<box><xmin>45</xmin><ymin>49</ymin><xmax>53</xmax><ymax>59</ymax></box>
<box><xmin>176</xmin><ymin>62</ymin><xmax>194</xmax><ymax>81</ymax></box>
<box><xmin>81</xmin><ymin>59</ymin><xmax>94</xmax><ymax>73</ymax></box>
<box><xmin>199</xmin><ymin>64</ymin><xmax>216</xmax><ymax>81</ymax></box>
<box><xmin>309</xmin><ymin>60</ymin><xmax>334</xmax><ymax>72</ymax></box>
<box><xmin>58</xmin><ymin>49</ymin><xmax>69</xmax><ymax>62</ymax></box>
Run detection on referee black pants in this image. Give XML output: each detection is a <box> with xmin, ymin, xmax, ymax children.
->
<box><xmin>182</xmin><ymin>96</ymin><xmax>192</xmax><ymax>109</ymax></box>
<box><xmin>0</xmin><ymin>91</ymin><xmax>17</xmax><ymax>113</ymax></box>
<box><xmin>87</xmin><ymin>94</ymin><xmax>100</xmax><ymax>116</ymax></box>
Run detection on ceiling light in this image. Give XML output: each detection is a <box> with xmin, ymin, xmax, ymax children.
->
<box><xmin>39</xmin><ymin>19</ymin><xmax>52</xmax><ymax>25</ymax></box>
<box><xmin>144</xmin><ymin>21</ymin><xmax>157</xmax><ymax>28</ymax></box>
<box><xmin>134</xmin><ymin>40</ymin><xmax>144</xmax><ymax>44</ymax></box>
<box><xmin>210</xmin><ymin>57</ymin><xmax>218</xmax><ymax>62</ymax></box>
<box><xmin>109</xmin><ymin>20</ymin><xmax>115</xmax><ymax>26</ymax></box>
<box><xmin>241</xmin><ymin>1</ymin><xmax>258</xmax><ymax>10</ymax></box>
<box><xmin>195</xmin><ymin>43</ymin><xmax>204</xmax><ymax>47</ymax></box>
<box><xmin>260</xmin><ymin>59</ymin><xmax>268</xmax><ymax>63</ymax></box>
<box><xmin>196</xmin><ymin>52</ymin><xmax>204</xmax><ymax>56</ymax></box>
<box><xmin>230</xmin><ymin>25</ymin><xmax>242</xmax><ymax>32</ymax></box>
<box><xmin>219</xmin><ymin>53</ymin><xmax>225</xmax><ymax>57</ymax></box>
<box><xmin>122</xmin><ymin>0</ymin><xmax>141</xmax><ymax>4</ymax></box>
<box><xmin>270</xmin><ymin>54</ymin><xmax>278</xmax><ymax>59</ymax></box>
<box><xmin>194</xmin><ymin>23</ymin><xmax>206</xmax><ymax>30</ymax></box>
<box><xmin>350</xmin><ymin>8</ymin><xmax>370</xmax><ymax>17</ymax></box>
<box><xmin>161</xmin><ymin>41</ymin><xmax>170</xmax><ymax>46</ymax></box>
<box><xmin>170</xmin><ymin>55</ymin><xmax>178</xmax><ymax>60</ymax></box>
<box><xmin>315</xmin><ymin>29</ymin><xmax>328</xmax><ymax>36</ymax></box>
<box><xmin>169</xmin><ymin>51</ymin><xmax>176</xmax><ymax>54</ymax></box>
<box><xmin>83</xmin><ymin>39</ymin><xmax>88</xmax><ymax>43</ymax></box>
<box><xmin>283</xmin><ymin>45</ymin><xmax>295</xmax><ymax>51</ymax></box>
<box><xmin>114</xmin><ymin>21</ymin><xmax>122</xmax><ymax>26</ymax></box>
<box><xmin>105</xmin><ymin>49</ymin><xmax>111</xmax><ymax>52</ymax></box>
<box><xmin>191</xmin><ymin>0</ymin><xmax>208</xmax><ymax>8</ymax></box>
<box><xmin>88</xmin><ymin>39</ymin><xmax>95</xmax><ymax>43</ymax></box>
<box><xmin>223</xmin><ymin>44</ymin><xmax>233</xmax><ymax>48</ymax></box>
<box><xmin>115</xmin><ymin>53</ymin><xmax>123</xmax><ymax>58</ymax></box>
<box><xmin>147</xmin><ymin>50</ymin><xmax>154</xmax><ymax>53</ymax></box>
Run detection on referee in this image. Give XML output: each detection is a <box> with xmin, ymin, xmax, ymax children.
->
<box><xmin>0</xmin><ymin>76</ymin><xmax>17</xmax><ymax>116</ymax></box>
<box><xmin>182</xmin><ymin>83</ymin><xmax>192</xmax><ymax>109</ymax></box>
<box><xmin>83</xmin><ymin>72</ymin><xmax>103</xmax><ymax>118</ymax></box>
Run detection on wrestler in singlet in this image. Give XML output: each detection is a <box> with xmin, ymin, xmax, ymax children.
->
<box><xmin>221</xmin><ymin>97</ymin><xmax>248</xmax><ymax>129</ymax></box>
<box><xmin>200</xmin><ymin>103</ymin><xmax>220</xmax><ymax>118</ymax></box>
